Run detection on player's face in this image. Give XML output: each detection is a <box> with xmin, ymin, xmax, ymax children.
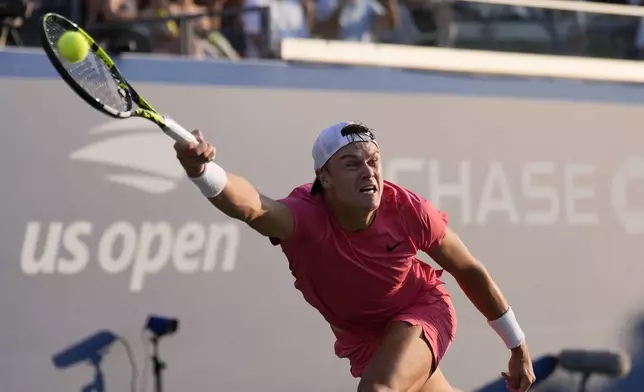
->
<box><xmin>323</xmin><ymin>141</ymin><xmax>383</xmax><ymax>211</ymax></box>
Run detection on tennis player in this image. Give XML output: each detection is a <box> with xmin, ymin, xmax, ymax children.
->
<box><xmin>174</xmin><ymin>121</ymin><xmax>536</xmax><ymax>392</ymax></box>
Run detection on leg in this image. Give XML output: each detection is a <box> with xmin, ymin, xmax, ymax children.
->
<box><xmin>418</xmin><ymin>368</ymin><xmax>454</xmax><ymax>392</ymax></box>
<box><xmin>357</xmin><ymin>321</ymin><xmax>436</xmax><ymax>392</ymax></box>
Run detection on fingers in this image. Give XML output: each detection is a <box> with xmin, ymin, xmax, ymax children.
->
<box><xmin>177</xmin><ymin>141</ymin><xmax>214</xmax><ymax>159</ymax></box>
<box><xmin>174</xmin><ymin>129</ymin><xmax>216</xmax><ymax>177</ymax></box>
<box><xmin>502</xmin><ymin>372</ymin><xmax>521</xmax><ymax>392</ymax></box>
<box><xmin>520</xmin><ymin>377</ymin><xmax>532</xmax><ymax>392</ymax></box>
<box><xmin>193</xmin><ymin>129</ymin><xmax>205</xmax><ymax>143</ymax></box>
<box><xmin>520</xmin><ymin>371</ymin><xmax>536</xmax><ymax>392</ymax></box>
<box><xmin>173</xmin><ymin>129</ymin><xmax>206</xmax><ymax>149</ymax></box>
<box><xmin>502</xmin><ymin>372</ymin><xmax>514</xmax><ymax>391</ymax></box>
<box><xmin>175</xmin><ymin>130</ymin><xmax>215</xmax><ymax>157</ymax></box>
<box><xmin>504</xmin><ymin>373</ymin><xmax>534</xmax><ymax>392</ymax></box>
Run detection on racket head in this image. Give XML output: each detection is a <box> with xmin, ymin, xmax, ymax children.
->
<box><xmin>39</xmin><ymin>13</ymin><xmax>198</xmax><ymax>146</ymax></box>
<box><xmin>39</xmin><ymin>13</ymin><xmax>135</xmax><ymax>119</ymax></box>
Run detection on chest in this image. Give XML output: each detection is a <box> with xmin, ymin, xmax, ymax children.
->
<box><xmin>310</xmin><ymin>216</ymin><xmax>419</xmax><ymax>275</ymax></box>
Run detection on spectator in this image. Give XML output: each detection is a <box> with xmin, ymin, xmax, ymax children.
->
<box><xmin>199</xmin><ymin>0</ymin><xmax>247</xmax><ymax>55</ymax></box>
<box><xmin>404</xmin><ymin>0</ymin><xmax>455</xmax><ymax>47</ymax></box>
<box><xmin>83</xmin><ymin>0</ymin><xmax>156</xmax><ymax>54</ymax></box>
<box><xmin>85</xmin><ymin>0</ymin><xmax>139</xmax><ymax>25</ymax></box>
<box><xmin>137</xmin><ymin>0</ymin><xmax>184</xmax><ymax>54</ymax></box>
<box><xmin>193</xmin><ymin>0</ymin><xmax>231</xmax><ymax>34</ymax></box>
<box><xmin>628</xmin><ymin>0</ymin><xmax>644</xmax><ymax>58</ymax></box>
<box><xmin>0</xmin><ymin>0</ymin><xmax>36</xmax><ymax>47</ymax></box>
<box><xmin>172</xmin><ymin>0</ymin><xmax>212</xmax><ymax>57</ymax></box>
<box><xmin>242</xmin><ymin>0</ymin><xmax>315</xmax><ymax>57</ymax></box>
<box><xmin>377</xmin><ymin>0</ymin><xmax>420</xmax><ymax>45</ymax></box>
<box><xmin>171</xmin><ymin>0</ymin><xmax>210</xmax><ymax>33</ymax></box>
<box><xmin>165</xmin><ymin>0</ymin><xmax>241</xmax><ymax>59</ymax></box>
<box><xmin>313</xmin><ymin>0</ymin><xmax>400</xmax><ymax>43</ymax></box>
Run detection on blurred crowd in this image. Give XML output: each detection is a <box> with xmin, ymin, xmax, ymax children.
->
<box><xmin>1</xmin><ymin>0</ymin><xmax>457</xmax><ymax>58</ymax></box>
<box><xmin>3</xmin><ymin>0</ymin><xmax>644</xmax><ymax>60</ymax></box>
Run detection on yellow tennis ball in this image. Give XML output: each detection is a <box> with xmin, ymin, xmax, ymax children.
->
<box><xmin>57</xmin><ymin>31</ymin><xmax>89</xmax><ymax>64</ymax></box>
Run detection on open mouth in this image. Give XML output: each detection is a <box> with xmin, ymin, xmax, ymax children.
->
<box><xmin>359</xmin><ymin>185</ymin><xmax>377</xmax><ymax>194</ymax></box>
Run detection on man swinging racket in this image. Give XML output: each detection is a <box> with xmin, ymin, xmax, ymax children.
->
<box><xmin>174</xmin><ymin>121</ymin><xmax>536</xmax><ymax>392</ymax></box>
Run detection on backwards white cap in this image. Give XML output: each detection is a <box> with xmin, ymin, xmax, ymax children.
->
<box><xmin>312</xmin><ymin>121</ymin><xmax>378</xmax><ymax>171</ymax></box>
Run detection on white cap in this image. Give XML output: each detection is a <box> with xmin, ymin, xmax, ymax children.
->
<box><xmin>312</xmin><ymin>121</ymin><xmax>378</xmax><ymax>171</ymax></box>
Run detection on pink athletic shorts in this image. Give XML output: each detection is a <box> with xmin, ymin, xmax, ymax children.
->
<box><xmin>331</xmin><ymin>283</ymin><xmax>457</xmax><ymax>378</ymax></box>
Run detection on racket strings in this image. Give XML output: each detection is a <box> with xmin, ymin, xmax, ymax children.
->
<box><xmin>43</xmin><ymin>18</ymin><xmax>130</xmax><ymax>113</ymax></box>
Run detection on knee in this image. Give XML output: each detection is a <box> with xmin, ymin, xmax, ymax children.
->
<box><xmin>357</xmin><ymin>380</ymin><xmax>396</xmax><ymax>392</ymax></box>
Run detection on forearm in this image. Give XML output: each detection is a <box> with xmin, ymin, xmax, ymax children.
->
<box><xmin>188</xmin><ymin>161</ymin><xmax>292</xmax><ymax>239</ymax></box>
<box><xmin>451</xmin><ymin>263</ymin><xmax>508</xmax><ymax>321</ymax></box>
<box><xmin>176</xmin><ymin>132</ymin><xmax>292</xmax><ymax>239</ymax></box>
<box><xmin>431</xmin><ymin>228</ymin><xmax>527</xmax><ymax>354</ymax></box>
<box><xmin>188</xmin><ymin>161</ymin><xmax>263</xmax><ymax>223</ymax></box>
<box><xmin>208</xmin><ymin>172</ymin><xmax>265</xmax><ymax>223</ymax></box>
<box><xmin>454</xmin><ymin>264</ymin><xmax>527</xmax><ymax>351</ymax></box>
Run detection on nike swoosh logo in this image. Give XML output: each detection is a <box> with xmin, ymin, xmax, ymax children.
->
<box><xmin>386</xmin><ymin>241</ymin><xmax>404</xmax><ymax>252</ymax></box>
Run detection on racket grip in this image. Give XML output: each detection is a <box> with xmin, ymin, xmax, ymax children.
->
<box><xmin>163</xmin><ymin>117</ymin><xmax>199</xmax><ymax>145</ymax></box>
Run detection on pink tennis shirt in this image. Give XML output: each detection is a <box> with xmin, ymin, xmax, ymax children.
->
<box><xmin>272</xmin><ymin>180</ymin><xmax>458</xmax><ymax>377</ymax></box>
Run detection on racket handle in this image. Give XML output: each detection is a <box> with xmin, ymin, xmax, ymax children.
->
<box><xmin>162</xmin><ymin>117</ymin><xmax>199</xmax><ymax>145</ymax></box>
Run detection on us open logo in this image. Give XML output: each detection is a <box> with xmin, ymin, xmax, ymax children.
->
<box><xmin>19</xmin><ymin>118</ymin><xmax>241</xmax><ymax>292</ymax></box>
<box><xmin>68</xmin><ymin>117</ymin><xmax>185</xmax><ymax>194</ymax></box>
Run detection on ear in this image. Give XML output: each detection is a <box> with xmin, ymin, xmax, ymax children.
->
<box><xmin>318</xmin><ymin>169</ymin><xmax>331</xmax><ymax>189</ymax></box>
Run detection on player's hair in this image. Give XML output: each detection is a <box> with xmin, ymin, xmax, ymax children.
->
<box><xmin>311</xmin><ymin>123</ymin><xmax>376</xmax><ymax>195</ymax></box>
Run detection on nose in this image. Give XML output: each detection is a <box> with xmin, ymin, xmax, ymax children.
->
<box><xmin>360</xmin><ymin>163</ymin><xmax>376</xmax><ymax>179</ymax></box>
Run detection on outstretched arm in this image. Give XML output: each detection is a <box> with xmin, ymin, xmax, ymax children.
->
<box><xmin>427</xmin><ymin>228</ymin><xmax>536</xmax><ymax>392</ymax></box>
<box><xmin>428</xmin><ymin>229</ymin><xmax>508</xmax><ymax>322</ymax></box>
<box><xmin>210</xmin><ymin>173</ymin><xmax>295</xmax><ymax>239</ymax></box>
<box><xmin>174</xmin><ymin>130</ymin><xmax>295</xmax><ymax>240</ymax></box>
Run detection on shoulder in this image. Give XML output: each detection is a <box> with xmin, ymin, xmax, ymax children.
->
<box><xmin>280</xmin><ymin>183</ymin><xmax>324</xmax><ymax>209</ymax></box>
<box><xmin>382</xmin><ymin>181</ymin><xmax>434</xmax><ymax>214</ymax></box>
<box><xmin>285</xmin><ymin>183</ymin><xmax>314</xmax><ymax>198</ymax></box>
<box><xmin>270</xmin><ymin>183</ymin><xmax>328</xmax><ymax>246</ymax></box>
<box><xmin>381</xmin><ymin>181</ymin><xmax>449</xmax><ymax>247</ymax></box>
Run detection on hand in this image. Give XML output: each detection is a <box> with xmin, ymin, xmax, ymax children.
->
<box><xmin>502</xmin><ymin>342</ymin><xmax>536</xmax><ymax>392</ymax></box>
<box><xmin>174</xmin><ymin>129</ymin><xmax>216</xmax><ymax>178</ymax></box>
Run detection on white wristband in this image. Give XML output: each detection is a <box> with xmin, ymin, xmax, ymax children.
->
<box><xmin>189</xmin><ymin>161</ymin><xmax>228</xmax><ymax>198</ymax></box>
<box><xmin>488</xmin><ymin>306</ymin><xmax>526</xmax><ymax>349</ymax></box>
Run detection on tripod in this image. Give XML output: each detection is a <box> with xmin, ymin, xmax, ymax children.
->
<box><xmin>150</xmin><ymin>336</ymin><xmax>166</xmax><ymax>392</ymax></box>
<box><xmin>577</xmin><ymin>373</ymin><xmax>591</xmax><ymax>392</ymax></box>
<box><xmin>80</xmin><ymin>353</ymin><xmax>106</xmax><ymax>392</ymax></box>
<box><xmin>145</xmin><ymin>314</ymin><xmax>179</xmax><ymax>392</ymax></box>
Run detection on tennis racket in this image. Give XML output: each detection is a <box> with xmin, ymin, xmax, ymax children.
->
<box><xmin>39</xmin><ymin>12</ymin><xmax>197</xmax><ymax>145</ymax></box>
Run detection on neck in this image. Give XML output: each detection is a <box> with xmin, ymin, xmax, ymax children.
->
<box><xmin>325</xmin><ymin>198</ymin><xmax>376</xmax><ymax>232</ymax></box>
